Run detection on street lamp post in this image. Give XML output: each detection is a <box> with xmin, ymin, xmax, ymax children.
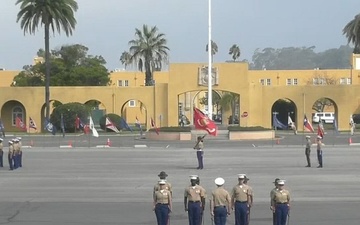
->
<box><xmin>207</xmin><ymin>0</ymin><xmax>213</xmax><ymax>118</ymax></box>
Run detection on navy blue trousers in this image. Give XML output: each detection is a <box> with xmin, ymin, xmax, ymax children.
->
<box><xmin>0</xmin><ymin>152</ymin><xmax>3</xmax><ymax>167</ymax></box>
<box><xmin>317</xmin><ymin>150</ymin><xmax>323</xmax><ymax>167</ymax></box>
<box><xmin>188</xmin><ymin>202</ymin><xmax>201</xmax><ymax>225</ymax></box>
<box><xmin>235</xmin><ymin>202</ymin><xmax>248</xmax><ymax>225</ymax></box>
<box><xmin>8</xmin><ymin>155</ymin><xmax>13</xmax><ymax>170</ymax></box>
<box><xmin>214</xmin><ymin>206</ymin><xmax>227</xmax><ymax>225</ymax></box>
<box><xmin>19</xmin><ymin>152</ymin><xmax>22</xmax><ymax>167</ymax></box>
<box><xmin>275</xmin><ymin>204</ymin><xmax>289</xmax><ymax>225</ymax></box>
<box><xmin>13</xmin><ymin>154</ymin><xmax>18</xmax><ymax>169</ymax></box>
<box><xmin>155</xmin><ymin>204</ymin><xmax>169</xmax><ymax>225</ymax></box>
<box><xmin>196</xmin><ymin>151</ymin><xmax>203</xmax><ymax>169</ymax></box>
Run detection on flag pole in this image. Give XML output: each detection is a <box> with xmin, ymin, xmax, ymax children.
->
<box><xmin>302</xmin><ymin>93</ymin><xmax>305</xmax><ymax>146</ymax></box>
<box><xmin>207</xmin><ymin>0</ymin><xmax>213</xmax><ymax>118</ymax></box>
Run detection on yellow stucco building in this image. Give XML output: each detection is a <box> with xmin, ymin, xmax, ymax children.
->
<box><xmin>1</xmin><ymin>54</ymin><xmax>360</xmax><ymax>132</ymax></box>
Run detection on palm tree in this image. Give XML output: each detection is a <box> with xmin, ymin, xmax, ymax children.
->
<box><xmin>229</xmin><ymin>44</ymin><xmax>241</xmax><ymax>61</ymax></box>
<box><xmin>128</xmin><ymin>25</ymin><xmax>169</xmax><ymax>86</ymax></box>
<box><xmin>16</xmin><ymin>0</ymin><xmax>78</xmax><ymax>120</ymax></box>
<box><xmin>120</xmin><ymin>51</ymin><xmax>132</xmax><ymax>69</ymax></box>
<box><xmin>343</xmin><ymin>13</ymin><xmax>360</xmax><ymax>53</ymax></box>
<box><xmin>206</xmin><ymin>40</ymin><xmax>218</xmax><ymax>62</ymax></box>
<box><xmin>219</xmin><ymin>92</ymin><xmax>239</xmax><ymax>124</ymax></box>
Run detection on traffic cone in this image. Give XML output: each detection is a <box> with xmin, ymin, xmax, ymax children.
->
<box><xmin>106</xmin><ymin>138</ymin><xmax>111</xmax><ymax>147</ymax></box>
<box><xmin>68</xmin><ymin>140</ymin><xmax>73</xmax><ymax>147</ymax></box>
<box><xmin>349</xmin><ymin>137</ymin><xmax>352</xmax><ymax>144</ymax></box>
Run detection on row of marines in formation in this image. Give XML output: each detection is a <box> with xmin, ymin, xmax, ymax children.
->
<box><xmin>0</xmin><ymin>137</ymin><xmax>24</xmax><ymax>170</ymax></box>
<box><xmin>153</xmin><ymin>171</ymin><xmax>290</xmax><ymax>225</ymax></box>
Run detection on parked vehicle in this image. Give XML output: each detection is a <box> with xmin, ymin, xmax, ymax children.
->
<box><xmin>312</xmin><ymin>112</ymin><xmax>335</xmax><ymax>124</ymax></box>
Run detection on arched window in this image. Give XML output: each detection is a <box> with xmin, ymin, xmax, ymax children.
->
<box><xmin>12</xmin><ymin>106</ymin><xmax>24</xmax><ymax>126</ymax></box>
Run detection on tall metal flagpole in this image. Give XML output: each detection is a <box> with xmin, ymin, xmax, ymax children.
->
<box><xmin>207</xmin><ymin>0</ymin><xmax>213</xmax><ymax>118</ymax></box>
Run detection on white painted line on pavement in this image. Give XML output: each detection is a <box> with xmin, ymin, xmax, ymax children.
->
<box><xmin>59</xmin><ymin>145</ymin><xmax>73</xmax><ymax>148</ymax></box>
<box><xmin>134</xmin><ymin>145</ymin><xmax>148</xmax><ymax>148</ymax></box>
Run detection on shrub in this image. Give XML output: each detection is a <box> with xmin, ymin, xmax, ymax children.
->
<box><xmin>228</xmin><ymin>126</ymin><xmax>271</xmax><ymax>131</ymax></box>
<box><xmin>50</xmin><ymin>102</ymin><xmax>90</xmax><ymax>132</ymax></box>
<box><xmin>99</xmin><ymin>114</ymin><xmax>121</xmax><ymax>131</ymax></box>
<box><xmin>149</xmin><ymin>126</ymin><xmax>191</xmax><ymax>132</ymax></box>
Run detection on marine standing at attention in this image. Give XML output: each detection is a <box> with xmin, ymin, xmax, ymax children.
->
<box><xmin>244</xmin><ymin>176</ymin><xmax>253</xmax><ymax>225</ymax></box>
<box><xmin>305</xmin><ymin>136</ymin><xmax>311</xmax><ymax>167</ymax></box>
<box><xmin>184</xmin><ymin>175</ymin><xmax>206</xmax><ymax>225</ymax></box>
<box><xmin>316</xmin><ymin>136</ymin><xmax>323</xmax><ymax>168</ymax></box>
<box><xmin>272</xmin><ymin>180</ymin><xmax>290</xmax><ymax>225</ymax></box>
<box><xmin>270</xmin><ymin>178</ymin><xmax>280</xmax><ymax>225</ymax></box>
<box><xmin>231</xmin><ymin>174</ymin><xmax>251</xmax><ymax>225</ymax></box>
<box><xmin>8</xmin><ymin>140</ymin><xmax>14</xmax><ymax>170</ymax></box>
<box><xmin>210</xmin><ymin>177</ymin><xmax>231</xmax><ymax>225</ymax></box>
<box><xmin>193</xmin><ymin>136</ymin><xmax>205</xmax><ymax>169</ymax></box>
<box><xmin>0</xmin><ymin>138</ymin><xmax>3</xmax><ymax>167</ymax></box>
<box><xmin>196</xmin><ymin>176</ymin><xmax>206</xmax><ymax>225</ymax></box>
<box><xmin>17</xmin><ymin>137</ymin><xmax>22</xmax><ymax>167</ymax></box>
<box><xmin>153</xmin><ymin>180</ymin><xmax>172</xmax><ymax>225</ymax></box>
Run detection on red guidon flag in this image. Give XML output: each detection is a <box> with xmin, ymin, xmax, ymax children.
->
<box><xmin>151</xmin><ymin>117</ymin><xmax>160</xmax><ymax>135</ymax></box>
<box><xmin>193</xmin><ymin>107</ymin><xmax>217</xmax><ymax>136</ymax></box>
<box><xmin>15</xmin><ymin>117</ymin><xmax>27</xmax><ymax>131</ymax></box>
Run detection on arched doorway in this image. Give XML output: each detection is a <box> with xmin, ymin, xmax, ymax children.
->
<box><xmin>271</xmin><ymin>98</ymin><xmax>297</xmax><ymax>129</ymax></box>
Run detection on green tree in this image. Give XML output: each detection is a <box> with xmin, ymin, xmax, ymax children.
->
<box><xmin>206</xmin><ymin>40</ymin><xmax>218</xmax><ymax>62</ymax></box>
<box><xmin>343</xmin><ymin>13</ymin><xmax>360</xmax><ymax>53</ymax></box>
<box><xmin>13</xmin><ymin>44</ymin><xmax>110</xmax><ymax>86</ymax></box>
<box><xmin>229</xmin><ymin>44</ymin><xmax>241</xmax><ymax>61</ymax></box>
<box><xmin>120</xmin><ymin>51</ymin><xmax>132</xmax><ymax>69</ymax></box>
<box><xmin>16</xmin><ymin>0</ymin><xmax>78</xmax><ymax>120</ymax></box>
<box><xmin>128</xmin><ymin>25</ymin><xmax>170</xmax><ymax>86</ymax></box>
<box><xmin>316</xmin><ymin>45</ymin><xmax>353</xmax><ymax>69</ymax></box>
<box><xmin>312</xmin><ymin>98</ymin><xmax>334</xmax><ymax>112</ymax></box>
<box><xmin>219</xmin><ymin>92</ymin><xmax>239</xmax><ymax>124</ymax></box>
<box><xmin>50</xmin><ymin>102</ymin><xmax>90</xmax><ymax>133</ymax></box>
<box><xmin>199</xmin><ymin>91</ymin><xmax>222</xmax><ymax>115</ymax></box>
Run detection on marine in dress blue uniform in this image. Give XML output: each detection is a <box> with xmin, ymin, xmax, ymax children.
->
<box><xmin>272</xmin><ymin>180</ymin><xmax>290</xmax><ymax>225</ymax></box>
<box><xmin>231</xmin><ymin>174</ymin><xmax>251</xmax><ymax>225</ymax></box>
<box><xmin>270</xmin><ymin>178</ymin><xmax>280</xmax><ymax>225</ymax></box>
<box><xmin>0</xmin><ymin>138</ymin><xmax>4</xmax><ymax>167</ymax></box>
<box><xmin>210</xmin><ymin>177</ymin><xmax>231</xmax><ymax>225</ymax></box>
<box><xmin>153</xmin><ymin>180</ymin><xmax>172</xmax><ymax>225</ymax></box>
<box><xmin>8</xmin><ymin>140</ymin><xmax>14</xmax><ymax>170</ymax></box>
<box><xmin>184</xmin><ymin>175</ymin><xmax>206</xmax><ymax>225</ymax></box>
<box><xmin>316</xmin><ymin>136</ymin><xmax>323</xmax><ymax>168</ymax></box>
<box><xmin>17</xmin><ymin>137</ymin><xmax>22</xmax><ymax>167</ymax></box>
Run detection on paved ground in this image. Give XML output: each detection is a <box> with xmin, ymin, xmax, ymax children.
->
<box><xmin>0</xmin><ymin>140</ymin><xmax>359</xmax><ymax>225</ymax></box>
<box><xmin>2</xmin><ymin>130</ymin><xmax>360</xmax><ymax>148</ymax></box>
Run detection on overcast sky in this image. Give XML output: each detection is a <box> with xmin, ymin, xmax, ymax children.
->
<box><xmin>1</xmin><ymin>0</ymin><xmax>360</xmax><ymax>70</ymax></box>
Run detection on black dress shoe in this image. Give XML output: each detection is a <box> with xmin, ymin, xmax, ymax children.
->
<box><xmin>317</xmin><ymin>165</ymin><xmax>323</xmax><ymax>168</ymax></box>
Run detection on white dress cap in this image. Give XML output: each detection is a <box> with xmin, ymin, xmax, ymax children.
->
<box><xmin>277</xmin><ymin>180</ymin><xmax>286</xmax><ymax>185</ymax></box>
<box><xmin>158</xmin><ymin>179</ymin><xmax>166</xmax><ymax>185</ymax></box>
<box><xmin>317</xmin><ymin>135</ymin><xmax>322</xmax><ymax>139</ymax></box>
<box><xmin>238</xmin><ymin>174</ymin><xmax>246</xmax><ymax>179</ymax></box>
<box><xmin>17</xmin><ymin>137</ymin><xmax>22</xmax><ymax>140</ymax></box>
<box><xmin>306</xmin><ymin>136</ymin><xmax>311</xmax><ymax>139</ymax></box>
<box><xmin>190</xmin><ymin>175</ymin><xmax>198</xmax><ymax>180</ymax></box>
<box><xmin>214</xmin><ymin>177</ymin><xmax>225</xmax><ymax>186</ymax></box>
<box><xmin>0</xmin><ymin>138</ymin><xmax>3</xmax><ymax>142</ymax></box>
